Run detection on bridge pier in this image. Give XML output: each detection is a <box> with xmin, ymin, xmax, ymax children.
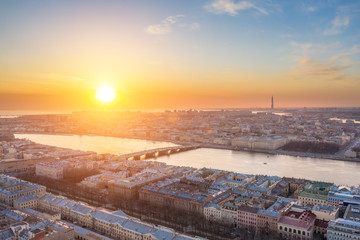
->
<box><xmin>158</xmin><ymin>150</ymin><xmax>168</xmax><ymax>157</ymax></box>
<box><xmin>145</xmin><ymin>152</ymin><xmax>158</xmax><ymax>159</ymax></box>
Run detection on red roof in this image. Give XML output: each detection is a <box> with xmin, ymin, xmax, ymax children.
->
<box><xmin>279</xmin><ymin>211</ymin><xmax>316</xmax><ymax>230</ymax></box>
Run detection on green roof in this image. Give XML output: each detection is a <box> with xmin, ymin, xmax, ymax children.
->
<box><xmin>299</xmin><ymin>191</ymin><xmax>328</xmax><ymax>201</ymax></box>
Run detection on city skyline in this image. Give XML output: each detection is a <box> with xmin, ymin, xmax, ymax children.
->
<box><xmin>1</xmin><ymin>0</ymin><xmax>360</xmax><ymax>111</ymax></box>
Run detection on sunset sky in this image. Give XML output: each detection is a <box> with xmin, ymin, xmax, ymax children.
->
<box><xmin>1</xmin><ymin>0</ymin><xmax>360</xmax><ymax>111</ymax></box>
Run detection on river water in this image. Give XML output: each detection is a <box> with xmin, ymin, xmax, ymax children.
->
<box><xmin>15</xmin><ymin>134</ymin><xmax>360</xmax><ymax>186</ymax></box>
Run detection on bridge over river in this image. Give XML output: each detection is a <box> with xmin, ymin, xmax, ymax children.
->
<box><xmin>120</xmin><ymin>144</ymin><xmax>200</xmax><ymax>160</ymax></box>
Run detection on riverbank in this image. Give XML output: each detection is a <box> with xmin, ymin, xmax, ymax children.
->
<box><xmin>198</xmin><ymin>143</ymin><xmax>360</xmax><ymax>163</ymax></box>
<box><xmin>15</xmin><ymin>131</ymin><xmax>360</xmax><ymax>163</ymax></box>
<box><xmin>13</xmin><ymin>133</ymin><xmax>360</xmax><ymax>185</ymax></box>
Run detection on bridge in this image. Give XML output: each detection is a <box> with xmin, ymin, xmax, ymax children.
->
<box><xmin>120</xmin><ymin>144</ymin><xmax>200</xmax><ymax>160</ymax></box>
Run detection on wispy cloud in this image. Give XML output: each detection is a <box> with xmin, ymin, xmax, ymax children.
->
<box><xmin>307</xmin><ymin>6</ymin><xmax>316</xmax><ymax>12</ymax></box>
<box><xmin>324</xmin><ymin>16</ymin><xmax>349</xmax><ymax>35</ymax></box>
<box><xmin>289</xmin><ymin>41</ymin><xmax>356</xmax><ymax>81</ymax></box>
<box><xmin>329</xmin><ymin>44</ymin><xmax>360</xmax><ymax>64</ymax></box>
<box><xmin>146</xmin><ymin>15</ymin><xmax>184</xmax><ymax>35</ymax></box>
<box><xmin>205</xmin><ymin>0</ymin><xmax>268</xmax><ymax>16</ymax></box>
<box><xmin>291</xmin><ymin>57</ymin><xmax>350</xmax><ymax>81</ymax></box>
<box><xmin>289</xmin><ymin>41</ymin><xmax>342</xmax><ymax>56</ymax></box>
<box><xmin>290</xmin><ymin>41</ymin><xmax>312</xmax><ymax>55</ymax></box>
<box><xmin>189</xmin><ymin>22</ymin><xmax>201</xmax><ymax>31</ymax></box>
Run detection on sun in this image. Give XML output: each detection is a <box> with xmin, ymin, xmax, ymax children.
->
<box><xmin>95</xmin><ymin>86</ymin><xmax>116</xmax><ymax>103</ymax></box>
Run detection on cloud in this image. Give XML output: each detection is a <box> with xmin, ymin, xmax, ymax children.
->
<box><xmin>289</xmin><ymin>41</ymin><xmax>342</xmax><ymax>56</ymax></box>
<box><xmin>307</xmin><ymin>6</ymin><xmax>316</xmax><ymax>12</ymax></box>
<box><xmin>190</xmin><ymin>22</ymin><xmax>201</xmax><ymax>31</ymax></box>
<box><xmin>329</xmin><ymin>55</ymin><xmax>350</xmax><ymax>64</ymax></box>
<box><xmin>290</xmin><ymin>41</ymin><xmax>312</xmax><ymax>55</ymax></box>
<box><xmin>205</xmin><ymin>0</ymin><xmax>268</xmax><ymax>16</ymax></box>
<box><xmin>291</xmin><ymin>57</ymin><xmax>350</xmax><ymax>81</ymax></box>
<box><xmin>146</xmin><ymin>15</ymin><xmax>184</xmax><ymax>35</ymax></box>
<box><xmin>324</xmin><ymin>16</ymin><xmax>349</xmax><ymax>35</ymax></box>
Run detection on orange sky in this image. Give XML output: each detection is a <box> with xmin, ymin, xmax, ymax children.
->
<box><xmin>1</xmin><ymin>0</ymin><xmax>360</xmax><ymax>111</ymax></box>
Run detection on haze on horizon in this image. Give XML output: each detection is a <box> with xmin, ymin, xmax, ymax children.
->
<box><xmin>1</xmin><ymin>0</ymin><xmax>360</xmax><ymax>111</ymax></box>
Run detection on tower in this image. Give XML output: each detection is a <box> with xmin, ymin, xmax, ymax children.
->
<box><xmin>271</xmin><ymin>96</ymin><xmax>274</xmax><ymax>109</ymax></box>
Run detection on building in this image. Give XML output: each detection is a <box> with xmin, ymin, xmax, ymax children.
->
<box><xmin>231</xmin><ymin>136</ymin><xmax>287</xmax><ymax>150</ymax></box>
<box><xmin>36</xmin><ymin>192</ymin><xmax>203</xmax><ymax>240</ymax></box>
<box><xmin>237</xmin><ymin>206</ymin><xmax>259</xmax><ymax>230</ymax></box>
<box><xmin>327</xmin><ymin>185</ymin><xmax>360</xmax><ymax>206</ymax></box>
<box><xmin>311</xmin><ymin>204</ymin><xmax>338</xmax><ymax>221</ymax></box>
<box><xmin>343</xmin><ymin>204</ymin><xmax>360</xmax><ymax>222</ymax></box>
<box><xmin>221</xmin><ymin>201</ymin><xmax>239</xmax><ymax>227</ymax></box>
<box><xmin>0</xmin><ymin>175</ymin><xmax>45</xmax><ymax>206</ymax></box>
<box><xmin>257</xmin><ymin>209</ymin><xmax>279</xmax><ymax>232</ymax></box>
<box><xmin>139</xmin><ymin>184</ymin><xmax>208</xmax><ymax>214</ymax></box>
<box><xmin>108</xmin><ymin>172</ymin><xmax>168</xmax><ymax>199</ymax></box>
<box><xmin>314</xmin><ymin>219</ymin><xmax>328</xmax><ymax>238</ymax></box>
<box><xmin>204</xmin><ymin>203</ymin><xmax>222</xmax><ymax>222</ymax></box>
<box><xmin>35</xmin><ymin>161</ymin><xmax>69</xmax><ymax>180</ymax></box>
<box><xmin>278</xmin><ymin>210</ymin><xmax>316</xmax><ymax>240</ymax></box>
<box><xmin>327</xmin><ymin>218</ymin><xmax>360</xmax><ymax>240</ymax></box>
<box><xmin>299</xmin><ymin>181</ymin><xmax>333</xmax><ymax>205</ymax></box>
<box><xmin>14</xmin><ymin>195</ymin><xmax>38</xmax><ymax>210</ymax></box>
<box><xmin>246</xmin><ymin>175</ymin><xmax>282</xmax><ymax>195</ymax></box>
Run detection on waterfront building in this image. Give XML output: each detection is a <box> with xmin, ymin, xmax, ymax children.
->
<box><xmin>327</xmin><ymin>218</ymin><xmax>360</xmax><ymax>240</ymax></box>
<box><xmin>345</xmin><ymin>150</ymin><xmax>357</xmax><ymax>158</ymax></box>
<box><xmin>231</xmin><ymin>136</ymin><xmax>287</xmax><ymax>150</ymax></box>
<box><xmin>327</xmin><ymin>185</ymin><xmax>360</xmax><ymax>206</ymax></box>
<box><xmin>278</xmin><ymin>210</ymin><xmax>316</xmax><ymax>240</ymax></box>
<box><xmin>282</xmin><ymin>177</ymin><xmax>308</xmax><ymax>198</ymax></box>
<box><xmin>299</xmin><ymin>181</ymin><xmax>333</xmax><ymax>206</ymax></box>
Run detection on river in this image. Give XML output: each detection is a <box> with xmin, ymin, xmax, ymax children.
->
<box><xmin>15</xmin><ymin>133</ymin><xmax>360</xmax><ymax>186</ymax></box>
